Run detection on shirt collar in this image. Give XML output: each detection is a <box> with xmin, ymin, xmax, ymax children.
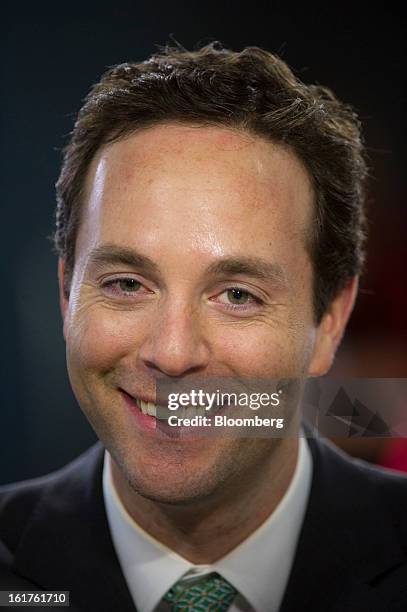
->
<box><xmin>103</xmin><ymin>435</ymin><xmax>312</xmax><ymax>612</ymax></box>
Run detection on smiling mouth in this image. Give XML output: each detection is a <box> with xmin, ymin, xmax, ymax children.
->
<box><xmin>120</xmin><ymin>389</ymin><xmax>225</xmax><ymax>420</ymax></box>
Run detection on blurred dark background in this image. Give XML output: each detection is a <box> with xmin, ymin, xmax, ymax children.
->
<box><xmin>1</xmin><ymin>2</ymin><xmax>406</xmax><ymax>484</ymax></box>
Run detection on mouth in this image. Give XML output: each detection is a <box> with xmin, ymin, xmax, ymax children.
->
<box><xmin>119</xmin><ymin>388</ymin><xmax>226</xmax><ymax>437</ymax></box>
<box><xmin>120</xmin><ymin>389</ymin><xmax>224</xmax><ymax>418</ymax></box>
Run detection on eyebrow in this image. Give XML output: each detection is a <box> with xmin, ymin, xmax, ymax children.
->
<box><xmin>87</xmin><ymin>244</ymin><xmax>160</xmax><ymax>276</ymax></box>
<box><xmin>206</xmin><ymin>257</ymin><xmax>288</xmax><ymax>287</ymax></box>
<box><xmin>87</xmin><ymin>244</ymin><xmax>288</xmax><ymax>287</ymax></box>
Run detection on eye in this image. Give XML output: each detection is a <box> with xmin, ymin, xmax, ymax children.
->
<box><xmin>226</xmin><ymin>288</ymin><xmax>250</xmax><ymax>305</ymax></box>
<box><xmin>101</xmin><ymin>277</ymin><xmax>143</xmax><ymax>297</ymax></box>
<box><xmin>214</xmin><ymin>286</ymin><xmax>263</xmax><ymax>310</ymax></box>
<box><xmin>116</xmin><ymin>279</ymin><xmax>141</xmax><ymax>293</ymax></box>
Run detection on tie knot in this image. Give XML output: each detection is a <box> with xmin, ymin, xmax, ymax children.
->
<box><xmin>163</xmin><ymin>571</ymin><xmax>237</xmax><ymax>611</ymax></box>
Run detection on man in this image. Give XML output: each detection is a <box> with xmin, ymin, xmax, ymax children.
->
<box><xmin>1</xmin><ymin>43</ymin><xmax>407</xmax><ymax>612</ymax></box>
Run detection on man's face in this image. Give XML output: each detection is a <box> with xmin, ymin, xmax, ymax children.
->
<box><xmin>60</xmin><ymin>124</ymin><xmax>323</xmax><ymax>503</ymax></box>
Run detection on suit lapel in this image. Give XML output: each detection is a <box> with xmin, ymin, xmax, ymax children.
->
<box><xmin>279</xmin><ymin>436</ymin><xmax>407</xmax><ymax>612</ymax></box>
<box><xmin>12</xmin><ymin>443</ymin><xmax>136</xmax><ymax>612</ymax></box>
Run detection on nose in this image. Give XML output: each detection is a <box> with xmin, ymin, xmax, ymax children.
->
<box><xmin>138</xmin><ymin>300</ymin><xmax>211</xmax><ymax>377</ymax></box>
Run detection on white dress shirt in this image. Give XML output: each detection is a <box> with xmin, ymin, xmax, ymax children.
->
<box><xmin>103</xmin><ymin>436</ymin><xmax>312</xmax><ymax>612</ymax></box>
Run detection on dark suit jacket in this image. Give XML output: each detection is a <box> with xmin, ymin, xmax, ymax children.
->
<box><xmin>1</xmin><ymin>437</ymin><xmax>407</xmax><ymax>612</ymax></box>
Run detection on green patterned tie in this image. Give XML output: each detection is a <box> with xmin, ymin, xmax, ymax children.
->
<box><xmin>163</xmin><ymin>571</ymin><xmax>237</xmax><ymax>611</ymax></box>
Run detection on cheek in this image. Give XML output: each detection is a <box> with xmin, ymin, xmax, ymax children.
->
<box><xmin>66</xmin><ymin>308</ymin><xmax>141</xmax><ymax>373</ymax></box>
<box><xmin>212</xmin><ymin>324</ymin><xmax>311</xmax><ymax>377</ymax></box>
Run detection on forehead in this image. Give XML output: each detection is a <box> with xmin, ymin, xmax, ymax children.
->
<box><xmin>78</xmin><ymin>124</ymin><xmax>314</xmax><ymax>266</ymax></box>
<box><xmin>86</xmin><ymin>123</ymin><xmax>313</xmax><ymax>202</ymax></box>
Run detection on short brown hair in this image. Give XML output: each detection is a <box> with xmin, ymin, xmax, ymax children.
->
<box><xmin>55</xmin><ymin>42</ymin><xmax>367</xmax><ymax>322</ymax></box>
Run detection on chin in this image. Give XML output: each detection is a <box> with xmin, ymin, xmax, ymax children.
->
<box><xmin>115</xmin><ymin>451</ymin><xmax>222</xmax><ymax>506</ymax></box>
<box><xmin>127</xmin><ymin>470</ymin><xmax>218</xmax><ymax>506</ymax></box>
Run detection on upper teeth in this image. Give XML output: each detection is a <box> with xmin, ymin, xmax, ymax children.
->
<box><xmin>139</xmin><ymin>400</ymin><xmax>158</xmax><ymax>417</ymax></box>
<box><xmin>138</xmin><ymin>399</ymin><xmax>208</xmax><ymax>419</ymax></box>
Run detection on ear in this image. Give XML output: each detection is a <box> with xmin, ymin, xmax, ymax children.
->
<box><xmin>308</xmin><ymin>276</ymin><xmax>359</xmax><ymax>377</ymax></box>
<box><xmin>58</xmin><ymin>258</ymin><xmax>69</xmax><ymax>339</ymax></box>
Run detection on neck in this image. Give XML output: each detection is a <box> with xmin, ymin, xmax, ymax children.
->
<box><xmin>110</xmin><ymin>437</ymin><xmax>299</xmax><ymax>564</ymax></box>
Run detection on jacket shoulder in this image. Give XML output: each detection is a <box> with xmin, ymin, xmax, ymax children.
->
<box><xmin>0</xmin><ymin>443</ymin><xmax>103</xmax><ymax>557</ymax></box>
<box><xmin>309</xmin><ymin>436</ymin><xmax>407</xmax><ymax>549</ymax></box>
<box><xmin>316</xmin><ymin>436</ymin><xmax>407</xmax><ymax>493</ymax></box>
<box><xmin>279</xmin><ymin>437</ymin><xmax>407</xmax><ymax>612</ymax></box>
